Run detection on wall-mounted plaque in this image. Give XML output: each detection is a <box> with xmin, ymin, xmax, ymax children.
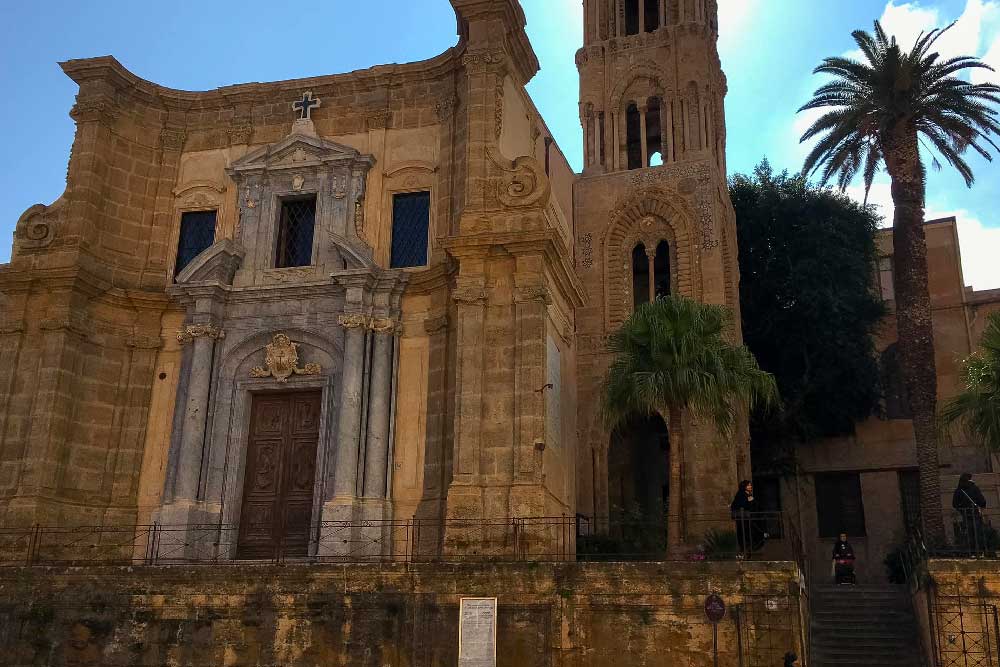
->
<box><xmin>459</xmin><ymin>597</ymin><xmax>497</xmax><ymax>667</ymax></box>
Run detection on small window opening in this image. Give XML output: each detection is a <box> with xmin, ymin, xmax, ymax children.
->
<box><xmin>625</xmin><ymin>0</ymin><xmax>640</xmax><ymax>35</ymax></box>
<box><xmin>275</xmin><ymin>196</ymin><xmax>316</xmax><ymax>268</ymax></box>
<box><xmin>390</xmin><ymin>191</ymin><xmax>431</xmax><ymax>269</ymax></box>
<box><xmin>653</xmin><ymin>241</ymin><xmax>670</xmax><ymax>298</ymax></box>
<box><xmin>644</xmin><ymin>0</ymin><xmax>659</xmax><ymax>31</ymax></box>
<box><xmin>175</xmin><ymin>210</ymin><xmax>217</xmax><ymax>277</ymax></box>
<box><xmin>632</xmin><ymin>243</ymin><xmax>650</xmax><ymax>310</ymax></box>
<box><xmin>626</xmin><ymin>103</ymin><xmax>642</xmax><ymax>170</ymax></box>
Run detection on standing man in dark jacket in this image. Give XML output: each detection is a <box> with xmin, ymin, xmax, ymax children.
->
<box><xmin>953</xmin><ymin>473</ymin><xmax>987</xmax><ymax>554</ymax></box>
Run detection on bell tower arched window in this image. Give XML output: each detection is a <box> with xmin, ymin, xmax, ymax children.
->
<box><xmin>625</xmin><ymin>0</ymin><xmax>640</xmax><ymax>35</ymax></box>
<box><xmin>626</xmin><ymin>103</ymin><xmax>642</xmax><ymax>170</ymax></box>
<box><xmin>632</xmin><ymin>243</ymin><xmax>650</xmax><ymax>309</ymax></box>
<box><xmin>654</xmin><ymin>240</ymin><xmax>671</xmax><ymax>298</ymax></box>
<box><xmin>644</xmin><ymin>0</ymin><xmax>660</xmax><ymax>31</ymax></box>
<box><xmin>646</xmin><ymin>98</ymin><xmax>662</xmax><ymax>167</ymax></box>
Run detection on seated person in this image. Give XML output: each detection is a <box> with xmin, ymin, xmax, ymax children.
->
<box><xmin>832</xmin><ymin>533</ymin><xmax>856</xmax><ymax>585</ymax></box>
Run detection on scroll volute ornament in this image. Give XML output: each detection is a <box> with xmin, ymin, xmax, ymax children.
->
<box><xmin>485</xmin><ymin>147</ymin><xmax>550</xmax><ymax>209</ymax></box>
<box><xmin>250</xmin><ymin>333</ymin><xmax>321</xmax><ymax>382</ymax></box>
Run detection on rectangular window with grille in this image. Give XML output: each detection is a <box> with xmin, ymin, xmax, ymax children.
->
<box><xmin>175</xmin><ymin>210</ymin><xmax>217</xmax><ymax>278</ymax></box>
<box><xmin>275</xmin><ymin>196</ymin><xmax>316</xmax><ymax>268</ymax></box>
<box><xmin>815</xmin><ymin>472</ymin><xmax>867</xmax><ymax>538</ymax></box>
<box><xmin>390</xmin><ymin>191</ymin><xmax>430</xmax><ymax>269</ymax></box>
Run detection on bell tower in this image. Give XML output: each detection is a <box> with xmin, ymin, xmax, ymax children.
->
<box><xmin>578</xmin><ymin>0</ymin><xmax>727</xmax><ymax>177</ymax></box>
<box><xmin>574</xmin><ymin>0</ymin><xmax>746</xmax><ymax>528</ymax></box>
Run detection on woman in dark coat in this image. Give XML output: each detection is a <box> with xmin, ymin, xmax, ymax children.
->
<box><xmin>730</xmin><ymin>480</ymin><xmax>762</xmax><ymax>558</ymax></box>
<box><xmin>952</xmin><ymin>473</ymin><xmax>988</xmax><ymax>554</ymax></box>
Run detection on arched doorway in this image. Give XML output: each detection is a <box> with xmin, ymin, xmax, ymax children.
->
<box><xmin>606</xmin><ymin>413</ymin><xmax>670</xmax><ymax>556</ymax></box>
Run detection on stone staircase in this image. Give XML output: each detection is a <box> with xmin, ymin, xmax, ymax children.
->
<box><xmin>810</xmin><ymin>585</ymin><xmax>923</xmax><ymax>667</ymax></box>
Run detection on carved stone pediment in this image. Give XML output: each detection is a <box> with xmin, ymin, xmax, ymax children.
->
<box><xmin>227</xmin><ymin>134</ymin><xmax>373</xmax><ymax>177</ymax></box>
<box><xmin>174</xmin><ymin>238</ymin><xmax>246</xmax><ymax>285</ymax></box>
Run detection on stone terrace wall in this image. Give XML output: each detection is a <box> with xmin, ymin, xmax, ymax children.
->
<box><xmin>0</xmin><ymin>561</ymin><xmax>803</xmax><ymax>667</ymax></box>
<box><xmin>912</xmin><ymin>560</ymin><xmax>1000</xmax><ymax>667</ymax></box>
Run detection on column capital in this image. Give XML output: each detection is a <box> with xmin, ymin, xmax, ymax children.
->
<box><xmin>176</xmin><ymin>323</ymin><xmax>224</xmax><ymax>344</ymax></box>
<box><xmin>338</xmin><ymin>313</ymin><xmax>369</xmax><ymax>329</ymax></box>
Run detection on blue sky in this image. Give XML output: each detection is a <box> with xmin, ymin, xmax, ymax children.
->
<box><xmin>1</xmin><ymin>0</ymin><xmax>997</xmax><ymax>288</ymax></box>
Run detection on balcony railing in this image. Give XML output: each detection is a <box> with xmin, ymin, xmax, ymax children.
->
<box><xmin>0</xmin><ymin>512</ymin><xmax>803</xmax><ymax>567</ymax></box>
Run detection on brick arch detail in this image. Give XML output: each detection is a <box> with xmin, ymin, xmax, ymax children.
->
<box><xmin>603</xmin><ymin>189</ymin><xmax>701</xmax><ymax>329</ymax></box>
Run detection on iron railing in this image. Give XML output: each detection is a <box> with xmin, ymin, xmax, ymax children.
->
<box><xmin>0</xmin><ymin>512</ymin><xmax>804</xmax><ymax>567</ymax></box>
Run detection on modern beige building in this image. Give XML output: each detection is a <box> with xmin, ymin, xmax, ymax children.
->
<box><xmin>789</xmin><ymin>217</ymin><xmax>1000</xmax><ymax>582</ymax></box>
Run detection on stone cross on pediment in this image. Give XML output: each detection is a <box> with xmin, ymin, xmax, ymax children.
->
<box><xmin>292</xmin><ymin>92</ymin><xmax>321</xmax><ymax>120</ymax></box>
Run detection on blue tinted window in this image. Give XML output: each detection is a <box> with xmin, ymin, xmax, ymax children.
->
<box><xmin>175</xmin><ymin>210</ymin><xmax>216</xmax><ymax>277</ymax></box>
<box><xmin>390</xmin><ymin>192</ymin><xmax>430</xmax><ymax>268</ymax></box>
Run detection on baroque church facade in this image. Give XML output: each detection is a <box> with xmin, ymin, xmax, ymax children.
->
<box><xmin>0</xmin><ymin>0</ymin><xmax>741</xmax><ymax>558</ymax></box>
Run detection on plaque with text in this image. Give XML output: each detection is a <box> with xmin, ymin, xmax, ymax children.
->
<box><xmin>459</xmin><ymin>597</ymin><xmax>497</xmax><ymax>667</ymax></box>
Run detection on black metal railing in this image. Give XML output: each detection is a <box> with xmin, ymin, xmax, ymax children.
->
<box><xmin>0</xmin><ymin>512</ymin><xmax>804</xmax><ymax>567</ymax></box>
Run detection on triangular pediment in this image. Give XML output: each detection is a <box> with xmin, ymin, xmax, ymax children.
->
<box><xmin>229</xmin><ymin>132</ymin><xmax>369</xmax><ymax>174</ymax></box>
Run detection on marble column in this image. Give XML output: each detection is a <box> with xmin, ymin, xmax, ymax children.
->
<box><xmin>362</xmin><ymin>320</ymin><xmax>395</xmax><ymax>502</ymax></box>
<box><xmin>360</xmin><ymin>319</ymin><xmax>396</xmax><ymax>554</ymax></box>
<box><xmin>332</xmin><ymin>314</ymin><xmax>368</xmax><ymax>502</ymax></box>
<box><xmin>172</xmin><ymin>325</ymin><xmax>222</xmax><ymax>501</ymax></box>
<box><xmin>154</xmin><ymin>321</ymin><xmax>223</xmax><ymax>561</ymax></box>
<box><xmin>612</xmin><ymin>111</ymin><xmax>620</xmax><ymax>171</ymax></box>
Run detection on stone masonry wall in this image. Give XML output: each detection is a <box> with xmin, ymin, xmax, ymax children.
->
<box><xmin>0</xmin><ymin>561</ymin><xmax>803</xmax><ymax>667</ymax></box>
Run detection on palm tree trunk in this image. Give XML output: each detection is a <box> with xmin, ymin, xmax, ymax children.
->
<box><xmin>883</xmin><ymin>124</ymin><xmax>946</xmax><ymax>546</ymax></box>
<box><xmin>666</xmin><ymin>406</ymin><xmax>684</xmax><ymax>556</ymax></box>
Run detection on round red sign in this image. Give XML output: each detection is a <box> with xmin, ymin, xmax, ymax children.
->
<box><xmin>704</xmin><ymin>594</ymin><xmax>726</xmax><ymax>623</ymax></box>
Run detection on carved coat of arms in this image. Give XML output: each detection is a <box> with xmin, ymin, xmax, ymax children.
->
<box><xmin>250</xmin><ymin>333</ymin><xmax>321</xmax><ymax>382</ymax></box>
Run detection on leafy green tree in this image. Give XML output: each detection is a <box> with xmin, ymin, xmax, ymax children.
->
<box><xmin>941</xmin><ymin>312</ymin><xmax>1000</xmax><ymax>452</ymax></box>
<box><xmin>798</xmin><ymin>21</ymin><xmax>1000</xmax><ymax>543</ymax></box>
<box><xmin>602</xmin><ymin>296</ymin><xmax>779</xmax><ymax>553</ymax></box>
<box><xmin>731</xmin><ymin>161</ymin><xmax>885</xmax><ymax>469</ymax></box>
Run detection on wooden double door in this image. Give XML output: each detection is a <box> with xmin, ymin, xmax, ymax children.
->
<box><xmin>237</xmin><ymin>391</ymin><xmax>321</xmax><ymax>558</ymax></box>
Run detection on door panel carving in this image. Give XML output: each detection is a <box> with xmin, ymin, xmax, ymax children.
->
<box><xmin>237</xmin><ymin>391</ymin><xmax>321</xmax><ymax>558</ymax></box>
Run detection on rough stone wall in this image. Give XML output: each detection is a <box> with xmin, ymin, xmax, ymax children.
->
<box><xmin>0</xmin><ymin>561</ymin><xmax>803</xmax><ymax>667</ymax></box>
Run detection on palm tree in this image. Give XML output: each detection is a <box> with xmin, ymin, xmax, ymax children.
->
<box><xmin>602</xmin><ymin>296</ymin><xmax>779</xmax><ymax>554</ymax></box>
<box><xmin>941</xmin><ymin>312</ymin><xmax>1000</xmax><ymax>453</ymax></box>
<box><xmin>798</xmin><ymin>21</ymin><xmax>1000</xmax><ymax>544</ymax></box>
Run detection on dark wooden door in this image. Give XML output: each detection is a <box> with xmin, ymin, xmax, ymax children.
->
<box><xmin>237</xmin><ymin>391</ymin><xmax>321</xmax><ymax>558</ymax></box>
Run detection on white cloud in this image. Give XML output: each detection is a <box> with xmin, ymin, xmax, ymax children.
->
<box><xmin>718</xmin><ymin>0</ymin><xmax>759</xmax><ymax>59</ymax></box>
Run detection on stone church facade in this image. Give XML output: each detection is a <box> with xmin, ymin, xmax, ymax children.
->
<box><xmin>0</xmin><ymin>0</ymin><xmax>741</xmax><ymax>558</ymax></box>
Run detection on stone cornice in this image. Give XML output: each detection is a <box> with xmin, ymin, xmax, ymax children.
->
<box><xmin>59</xmin><ymin>49</ymin><xmax>463</xmax><ymax>113</ymax></box>
<box><xmin>443</xmin><ymin>230</ymin><xmax>586</xmax><ymax>309</ymax></box>
<box><xmin>402</xmin><ymin>261</ymin><xmax>456</xmax><ymax>296</ymax></box>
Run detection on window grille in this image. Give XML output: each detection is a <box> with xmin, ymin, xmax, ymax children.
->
<box><xmin>275</xmin><ymin>197</ymin><xmax>316</xmax><ymax>268</ymax></box>
<box><xmin>175</xmin><ymin>210</ymin><xmax>217</xmax><ymax>277</ymax></box>
<box><xmin>390</xmin><ymin>192</ymin><xmax>430</xmax><ymax>269</ymax></box>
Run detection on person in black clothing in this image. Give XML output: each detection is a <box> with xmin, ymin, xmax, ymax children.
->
<box><xmin>832</xmin><ymin>532</ymin><xmax>856</xmax><ymax>584</ymax></box>
<box><xmin>730</xmin><ymin>480</ymin><xmax>766</xmax><ymax>558</ymax></box>
<box><xmin>953</xmin><ymin>473</ymin><xmax>988</xmax><ymax>554</ymax></box>
<box><xmin>783</xmin><ymin>652</ymin><xmax>798</xmax><ymax>667</ymax></box>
